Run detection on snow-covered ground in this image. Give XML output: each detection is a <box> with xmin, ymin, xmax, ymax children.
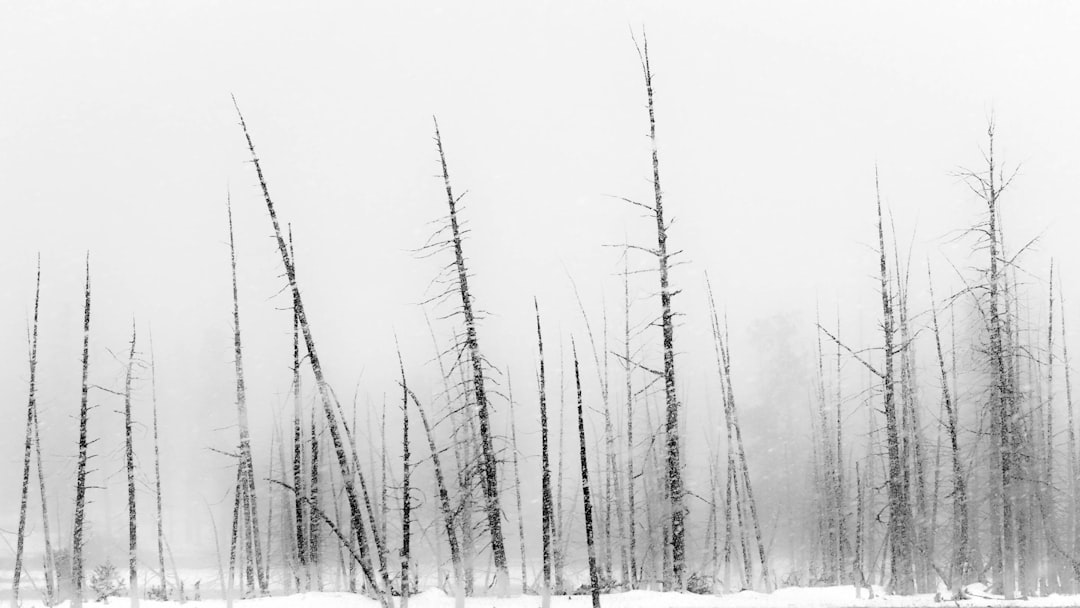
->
<box><xmin>11</xmin><ymin>586</ymin><xmax>1080</xmax><ymax>608</ymax></box>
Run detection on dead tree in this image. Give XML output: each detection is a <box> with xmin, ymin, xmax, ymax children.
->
<box><xmin>707</xmin><ymin>279</ymin><xmax>770</xmax><ymax>590</ymax></box>
<box><xmin>508</xmin><ymin>379</ymin><xmax>528</xmax><ymax>593</ymax></box>
<box><xmin>310</xmin><ymin>411</ymin><xmax>322</xmax><ymax>590</ymax></box>
<box><xmin>123</xmin><ymin>323</ymin><xmax>139</xmax><ymax>606</ymax></box>
<box><xmin>72</xmin><ymin>255</ymin><xmax>92</xmax><ymax>608</ymax></box>
<box><xmin>149</xmin><ymin>330</ymin><xmax>168</xmax><ymax>597</ymax></box>
<box><xmin>232</xmin><ymin>99</ymin><xmax>387</xmax><ymax>607</ymax></box>
<box><xmin>928</xmin><ymin>265</ymin><xmax>971</xmax><ymax>590</ymax></box>
<box><xmin>817</xmin><ymin>171</ymin><xmax>914</xmax><ymax>593</ymax></box>
<box><xmin>403</xmin><ymin>384</ymin><xmax>463</xmax><ymax>598</ymax></box>
<box><xmin>380</xmin><ymin>399</ymin><xmax>389</xmax><ymax>580</ymax></box>
<box><xmin>622</xmin><ymin>260</ymin><xmax>638</xmax><ymax>589</ymax></box>
<box><xmin>289</xmin><ymin>227</ymin><xmax>310</xmax><ymax>591</ymax></box>
<box><xmin>226</xmin><ymin>196</ymin><xmax>267</xmax><ymax>595</ymax></box>
<box><xmin>1063</xmin><ymin>282</ymin><xmax>1079</xmax><ymax>571</ymax></box>
<box><xmin>1045</xmin><ymin>261</ymin><xmax>1059</xmax><ymax>592</ymax></box>
<box><xmin>574</xmin><ymin>340</ymin><xmax>602</xmax><ymax>608</ymax></box>
<box><xmin>432</xmin><ymin>118</ymin><xmax>510</xmax><ymax>594</ymax></box>
<box><xmin>536</xmin><ymin>299</ymin><xmax>554</xmax><ymax>607</ymax></box>
<box><xmin>554</xmin><ymin>338</ymin><xmax>568</xmax><ymax>592</ymax></box>
<box><xmin>627</xmin><ymin>32</ymin><xmax>686</xmax><ymax>589</ymax></box>
<box><xmin>31</xmin><ymin>383</ymin><xmax>56</xmax><ymax>605</ymax></box>
<box><xmin>398</xmin><ymin>348</ymin><xmax>413</xmax><ymax>608</ymax></box>
<box><xmin>958</xmin><ymin>120</ymin><xmax>1020</xmax><ymax>598</ymax></box>
<box><xmin>874</xmin><ymin>170</ymin><xmax>914</xmax><ymax>594</ymax></box>
<box><xmin>13</xmin><ymin>258</ymin><xmax>43</xmax><ymax>608</ymax></box>
<box><xmin>570</xmin><ymin>279</ymin><xmax>616</xmax><ymax>583</ymax></box>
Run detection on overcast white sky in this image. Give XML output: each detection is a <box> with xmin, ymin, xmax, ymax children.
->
<box><xmin>2</xmin><ymin>1</ymin><xmax>1080</xmax><ymax>568</ymax></box>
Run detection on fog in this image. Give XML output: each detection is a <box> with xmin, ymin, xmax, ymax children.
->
<box><xmin>2</xmin><ymin>0</ymin><xmax>1080</xmax><ymax>591</ymax></box>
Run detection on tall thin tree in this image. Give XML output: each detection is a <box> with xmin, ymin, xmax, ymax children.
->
<box><xmin>233</xmin><ymin>97</ymin><xmax>387</xmax><ymax>606</ymax></box>
<box><xmin>13</xmin><ymin>257</ymin><xmax>43</xmax><ymax>608</ymax></box>
<box><xmin>150</xmin><ymin>329</ymin><xmax>168</xmax><ymax>597</ymax></box>
<box><xmin>226</xmin><ymin>195</ymin><xmax>267</xmax><ymax>594</ymax></box>
<box><xmin>574</xmin><ymin>340</ymin><xmax>601</xmax><ymax>608</ymax></box>
<box><xmin>432</xmin><ymin>118</ymin><xmax>510</xmax><ymax>594</ymax></box>
<box><xmin>536</xmin><ymin>299</ymin><xmax>553</xmax><ymax>608</ymax></box>
<box><xmin>123</xmin><ymin>322</ymin><xmax>139</xmax><ymax>607</ymax></box>
<box><xmin>631</xmin><ymin>31</ymin><xmax>686</xmax><ymax>588</ymax></box>
<box><xmin>71</xmin><ymin>254</ymin><xmax>92</xmax><ymax>608</ymax></box>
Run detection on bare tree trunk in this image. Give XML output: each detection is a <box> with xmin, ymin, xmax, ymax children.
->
<box><xmin>708</xmin><ymin>280</ymin><xmax>770</xmax><ymax>590</ymax></box>
<box><xmin>835</xmin><ymin>307</ymin><xmax>847</xmax><ymax>585</ymax></box>
<box><xmin>814</xmin><ymin>312</ymin><xmax>837</xmax><ymax>583</ymax></box>
<box><xmin>27</xmin><ymin>263</ymin><xmax>55</xmax><ymax>603</ymax></box>
<box><xmin>450</xmin><ymin>371</ymin><xmax>476</xmax><ymax>597</ymax></box>
<box><xmin>623</xmin><ymin>261</ymin><xmax>637</xmax><ymax>589</ymax></box>
<box><xmin>507</xmin><ymin>379</ymin><xmax>528</xmax><ymax>593</ymax></box>
<box><xmin>289</xmin><ymin>228</ymin><xmax>310</xmax><ymax>592</ymax></box>
<box><xmin>398</xmin><ymin>349</ymin><xmax>413</xmax><ymax>608</ymax></box>
<box><xmin>928</xmin><ymin>266</ymin><xmax>971</xmax><ymax>591</ymax></box>
<box><xmin>632</xmin><ymin>31</ymin><xmax>685</xmax><ymax>590</ymax></box>
<box><xmin>266</xmin><ymin>430</ymin><xmax>278</xmax><ymax>589</ymax></box>
<box><xmin>875</xmin><ymin>170</ymin><xmax>914</xmax><ymax>594</ymax></box>
<box><xmin>14</xmin><ymin>258</ymin><xmax>42</xmax><ymax>608</ymax></box>
<box><xmin>274</xmin><ymin>421</ymin><xmax>297</xmax><ymax>594</ymax></box>
<box><xmin>233</xmin><ymin>100</ymin><xmax>388</xmax><ymax>607</ymax></box>
<box><xmin>226</xmin><ymin>196</ymin><xmax>266</xmax><ymax>595</ymax></box>
<box><xmin>960</xmin><ymin>121</ymin><xmax>1015</xmax><ymax>598</ymax></box>
<box><xmin>31</xmin><ymin>390</ymin><xmax>56</xmax><ymax>605</ymax></box>
<box><xmin>536</xmin><ymin>300</ymin><xmax>553</xmax><ymax>608</ymax></box>
<box><xmin>1063</xmin><ymin>283</ymin><xmax>1079</xmax><ymax>584</ymax></box>
<box><xmin>554</xmin><ymin>338</ymin><xmax>567</xmax><ymax>593</ymax></box>
<box><xmin>310</xmin><ymin>411</ymin><xmax>323</xmax><ymax>591</ymax></box>
<box><xmin>1045</xmin><ymin>261</ymin><xmax>1059</xmax><ymax>592</ymax></box>
<box><xmin>229</xmin><ymin>463</ymin><xmax>242</xmax><ymax>597</ymax></box>
<box><xmin>71</xmin><ymin>255</ymin><xmax>92</xmax><ymax>608</ymax></box>
<box><xmin>123</xmin><ymin>322</ymin><xmax>140</xmax><ymax>607</ymax></box>
<box><xmin>380</xmin><ymin>398</ymin><xmax>390</xmax><ymax>580</ymax></box>
<box><xmin>403</xmin><ymin>385</ymin><xmax>463</xmax><ymax>602</ymax></box>
<box><xmin>149</xmin><ymin>330</ymin><xmax>168</xmax><ymax>598</ymax></box>
<box><xmin>854</xmin><ymin>463</ymin><xmax>867</xmax><ymax>598</ymax></box>
<box><xmin>574</xmin><ymin>341</ymin><xmax>602</xmax><ymax>608</ymax></box>
<box><xmin>432</xmin><ymin>118</ymin><xmax>509</xmax><ymax>594</ymax></box>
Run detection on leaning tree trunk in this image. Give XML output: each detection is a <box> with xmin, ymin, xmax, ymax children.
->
<box><xmin>28</xmin><ymin>263</ymin><xmax>56</xmax><ymax>602</ymax></box>
<box><xmin>72</xmin><ymin>255</ymin><xmax>92</xmax><ymax>608</ymax></box>
<box><xmin>432</xmin><ymin>118</ymin><xmax>509</xmax><ymax>594</ymax></box>
<box><xmin>928</xmin><ymin>266</ymin><xmax>971</xmax><ymax>591</ymax></box>
<box><xmin>32</xmin><ymin>391</ymin><xmax>56</xmax><ymax>604</ymax></box>
<box><xmin>403</xmin><ymin>385</ymin><xmax>463</xmax><ymax>603</ymax></box>
<box><xmin>707</xmin><ymin>280</ymin><xmax>770</xmax><ymax>590</ymax></box>
<box><xmin>13</xmin><ymin>258</ymin><xmax>43</xmax><ymax>608</ymax></box>
<box><xmin>232</xmin><ymin>99</ymin><xmax>388</xmax><ymax>606</ymax></box>
<box><xmin>574</xmin><ymin>341</ymin><xmax>602</xmax><ymax>608</ymax></box>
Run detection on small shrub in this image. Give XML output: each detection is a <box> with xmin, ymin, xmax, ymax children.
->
<box><xmin>89</xmin><ymin>561</ymin><xmax>125</xmax><ymax>603</ymax></box>
<box><xmin>687</xmin><ymin>572</ymin><xmax>718</xmax><ymax>594</ymax></box>
<box><xmin>146</xmin><ymin>582</ymin><xmax>169</xmax><ymax>601</ymax></box>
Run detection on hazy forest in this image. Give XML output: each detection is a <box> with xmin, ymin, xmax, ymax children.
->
<box><xmin>4</xmin><ymin>3</ymin><xmax>1080</xmax><ymax>608</ymax></box>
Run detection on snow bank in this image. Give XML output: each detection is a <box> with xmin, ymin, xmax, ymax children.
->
<box><xmin>15</xmin><ymin>585</ymin><xmax>1080</xmax><ymax>608</ymax></box>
